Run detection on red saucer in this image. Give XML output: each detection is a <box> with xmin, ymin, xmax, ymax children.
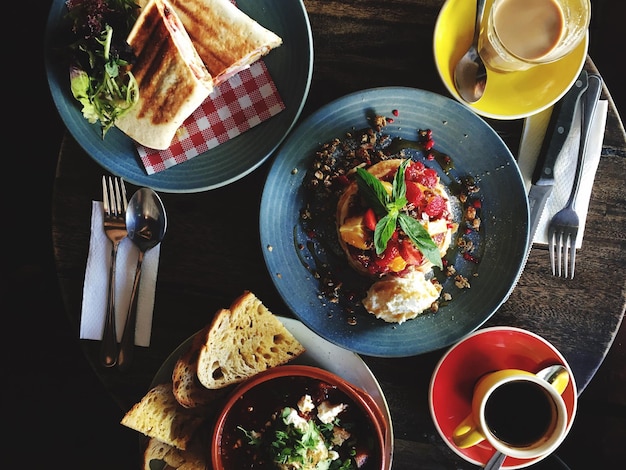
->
<box><xmin>429</xmin><ymin>326</ymin><xmax>577</xmax><ymax>469</ymax></box>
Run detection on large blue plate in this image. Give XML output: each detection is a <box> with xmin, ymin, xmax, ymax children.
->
<box><xmin>44</xmin><ymin>0</ymin><xmax>313</xmax><ymax>193</ymax></box>
<box><xmin>260</xmin><ymin>87</ymin><xmax>529</xmax><ymax>357</ymax></box>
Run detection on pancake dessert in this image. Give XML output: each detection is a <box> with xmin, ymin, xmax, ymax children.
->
<box><xmin>336</xmin><ymin>158</ymin><xmax>457</xmax><ymax>323</ymax></box>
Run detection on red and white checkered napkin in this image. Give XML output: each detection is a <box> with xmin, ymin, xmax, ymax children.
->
<box><xmin>138</xmin><ymin>60</ymin><xmax>285</xmax><ymax>174</ymax></box>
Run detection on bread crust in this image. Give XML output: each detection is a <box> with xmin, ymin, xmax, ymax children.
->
<box><xmin>121</xmin><ymin>383</ymin><xmax>204</xmax><ymax>450</ymax></box>
<box><xmin>143</xmin><ymin>429</ymin><xmax>210</xmax><ymax>470</ymax></box>
<box><xmin>196</xmin><ymin>291</ymin><xmax>305</xmax><ymax>389</ymax></box>
<box><xmin>172</xmin><ymin>327</ymin><xmax>230</xmax><ymax>409</ymax></box>
<box><xmin>143</xmin><ymin>437</ymin><xmax>172</xmax><ymax>469</ymax></box>
<box><xmin>124</xmin><ymin>291</ymin><xmax>304</xmax><ymax>468</ymax></box>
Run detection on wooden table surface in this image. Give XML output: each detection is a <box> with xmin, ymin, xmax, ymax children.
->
<box><xmin>50</xmin><ymin>1</ymin><xmax>626</xmax><ymax>468</ymax></box>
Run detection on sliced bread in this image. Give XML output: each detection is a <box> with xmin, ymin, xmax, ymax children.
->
<box><xmin>172</xmin><ymin>328</ymin><xmax>230</xmax><ymax>409</ymax></box>
<box><xmin>164</xmin><ymin>421</ymin><xmax>210</xmax><ymax>470</ymax></box>
<box><xmin>143</xmin><ymin>438</ymin><xmax>173</xmax><ymax>470</ymax></box>
<box><xmin>196</xmin><ymin>291</ymin><xmax>305</xmax><ymax>389</ymax></box>
<box><xmin>143</xmin><ymin>436</ymin><xmax>209</xmax><ymax>470</ymax></box>
<box><xmin>121</xmin><ymin>383</ymin><xmax>205</xmax><ymax>450</ymax></box>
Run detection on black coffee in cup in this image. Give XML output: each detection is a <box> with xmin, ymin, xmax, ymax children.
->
<box><xmin>485</xmin><ymin>380</ymin><xmax>554</xmax><ymax>447</ymax></box>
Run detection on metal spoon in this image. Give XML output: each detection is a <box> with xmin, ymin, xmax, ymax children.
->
<box><xmin>483</xmin><ymin>364</ymin><xmax>569</xmax><ymax>469</ymax></box>
<box><xmin>117</xmin><ymin>188</ymin><xmax>167</xmax><ymax>372</ymax></box>
<box><xmin>453</xmin><ymin>0</ymin><xmax>488</xmax><ymax>103</ymax></box>
<box><xmin>536</xmin><ymin>364</ymin><xmax>570</xmax><ymax>394</ymax></box>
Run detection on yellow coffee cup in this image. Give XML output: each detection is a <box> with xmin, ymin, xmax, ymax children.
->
<box><xmin>452</xmin><ymin>368</ymin><xmax>569</xmax><ymax>460</ymax></box>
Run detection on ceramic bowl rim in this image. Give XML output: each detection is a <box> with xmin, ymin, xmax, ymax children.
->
<box><xmin>211</xmin><ymin>364</ymin><xmax>389</xmax><ymax>469</ymax></box>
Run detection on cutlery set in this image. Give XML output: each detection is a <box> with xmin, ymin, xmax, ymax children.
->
<box><xmin>547</xmin><ymin>73</ymin><xmax>602</xmax><ymax>279</ymax></box>
<box><xmin>527</xmin><ymin>70</ymin><xmax>602</xmax><ymax>279</ymax></box>
<box><xmin>100</xmin><ymin>177</ymin><xmax>167</xmax><ymax>370</ymax></box>
<box><xmin>117</xmin><ymin>188</ymin><xmax>167</xmax><ymax>372</ymax></box>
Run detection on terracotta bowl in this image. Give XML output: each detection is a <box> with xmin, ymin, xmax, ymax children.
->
<box><xmin>212</xmin><ymin>364</ymin><xmax>390</xmax><ymax>469</ymax></box>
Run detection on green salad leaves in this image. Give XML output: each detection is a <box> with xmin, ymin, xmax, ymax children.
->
<box><xmin>65</xmin><ymin>0</ymin><xmax>140</xmax><ymax>137</ymax></box>
<box><xmin>355</xmin><ymin>159</ymin><xmax>443</xmax><ymax>269</ymax></box>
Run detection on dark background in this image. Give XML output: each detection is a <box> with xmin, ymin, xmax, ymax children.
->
<box><xmin>8</xmin><ymin>0</ymin><xmax>624</xmax><ymax>468</ymax></box>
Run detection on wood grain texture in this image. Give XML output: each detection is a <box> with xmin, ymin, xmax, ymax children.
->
<box><xmin>50</xmin><ymin>1</ymin><xmax>625</xmax><ymax>468</ymax></box>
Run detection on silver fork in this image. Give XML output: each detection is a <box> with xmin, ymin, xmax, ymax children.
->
<box><xmin>100</xmin><ymin>176</ymin><xmax>128</xmax><ymax>367</ymax></box>
<box><xmin>547</xmin><ymin>74</ymin><xmax>602</xmax><ymax>279</ymax></box>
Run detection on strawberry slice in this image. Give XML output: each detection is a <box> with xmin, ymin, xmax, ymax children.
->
<box><xmin>416</xmin><ymin>168</ymin><xmax>439</xmax><ymax>188</ymax></box>
<box><xmin>425</xmin><ymin>195</ymin><xmax>446</xmax><ymax>218</ymax></box>
<box><xmin>363</xmin><ymin>208</ymin><xmax>377</xmax><ymax>231</ymax></box>
<box><xmin>405</xmin><ymin>160</ymin><xmax>425</xmax><ymax>181</ymax></box>
<box><xmin>399</xmin><ymin>238</ymin><xmax>424</xmax><ymax>266</ymax></box>
<box><xmin>405</xmin><ymin>181</ymin><xmax>424</xmax><ymax>207</ymax></box>
<box><xmin>375</xmin><ymin>239</ymin><xmax>400</xmax><ymax>267</ymax></box>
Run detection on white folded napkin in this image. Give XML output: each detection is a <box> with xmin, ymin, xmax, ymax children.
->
<box><xmin>80</xmin><ymin>201</ymin><xmax>161</xmax><ymax>347</ymax></box>
<box><xmin>517</xmin><ymin>99</ymin><xmax>608</xmax><ymax>248</ymax></box>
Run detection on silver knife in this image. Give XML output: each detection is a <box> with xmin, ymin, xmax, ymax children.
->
<box><xmin>527</xmin><ymin>70</ymin><xmax>589</xmax><ymax>246</ymax></box>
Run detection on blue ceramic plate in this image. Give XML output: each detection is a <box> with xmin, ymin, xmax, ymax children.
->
<box><xmin>44</xmin><ymin>0</ymin><xmax>313</xmax><ymax>193</ymax></box>
<box><xmin>260</xmin><ymin>87</ymin><xmax>529</xmax><ymax>357</ymax></box>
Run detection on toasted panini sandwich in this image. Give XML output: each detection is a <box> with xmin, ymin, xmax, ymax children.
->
<box><xmin>137</xmin><ymin>0</ymin><xmax>283</xmax><ymax>85</ymax></box>
<box><xmin>115</xmin><ymin>0</ymin><xmax>214</xmax><ymax>150</ymax></box>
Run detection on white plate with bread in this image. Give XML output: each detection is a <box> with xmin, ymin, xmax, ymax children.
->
<box><xmin>121</xmin><ymin>291</ymin><xmax>393</xmax><ymax>469</ymax></box>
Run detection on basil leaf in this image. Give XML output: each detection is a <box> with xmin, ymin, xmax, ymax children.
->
<box><xmin>389</xmin><ymin>195</ymin><xmax>407</xmax><ymax>212</ymax></box>
<box><xmin>356</xmin><ymin>159</ymin><xmax>443</xmax><ymax>268</ymax></box>
<box><xmin>375</xmin><ymin>214</ymin><xmax>398</xmax><ymax>255</ymax></box>
<box><xmin>392</xmin><ymin>159</ymin><xmax>410</xmax><ymax>201</ymax></box>
<box><xmin>355</xmin><ymin>168</ymin><xmax>388</xmax><ymax>216</ymax></box>
<box><xmin>398</xmin><ymin>213</ymin><xmax>443</xmax><ymax>269</ymax></box>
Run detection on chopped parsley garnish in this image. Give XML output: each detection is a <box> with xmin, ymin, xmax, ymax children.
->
<box><xmin>239</xmin><ymin>406</ymin><xmax>360</xmax><ymax>469</ymax></box>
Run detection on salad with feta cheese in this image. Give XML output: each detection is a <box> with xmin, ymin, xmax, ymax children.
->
<box><xmin>217</xmin><ymin>373</ymin><xmax>383</xmax><ymax>469</ymax></box>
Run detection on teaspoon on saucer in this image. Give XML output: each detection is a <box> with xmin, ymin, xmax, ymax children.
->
<box><xmin>453</xmin><ymin>0</ymin><xmax>488</xmax><ymax>103</ymax></box>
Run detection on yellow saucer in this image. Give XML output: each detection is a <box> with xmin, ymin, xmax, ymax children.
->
<box><xmin>433</xmin><ymin>0</ymin><xmax>588</xmax><ymax>120</ymax></box>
